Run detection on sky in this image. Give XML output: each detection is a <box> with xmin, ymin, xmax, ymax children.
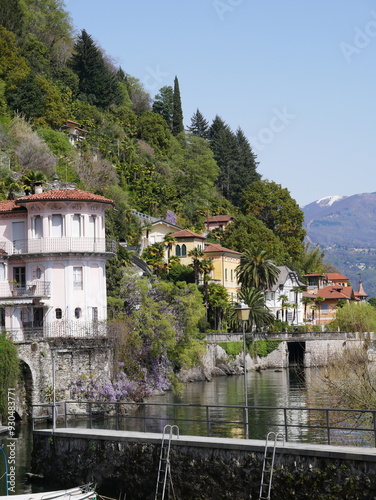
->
<box><xmin>64</xmin><ymin>0</ymin><xmax>376</xmax><ymax>207</ymax></box>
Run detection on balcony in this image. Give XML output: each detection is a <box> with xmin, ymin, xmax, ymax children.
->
<box><xmin>0</xmin><ymin>238</ymin><xmax>117</xmax><ymax>256</ymax></box>
<box><xmin>0</xmin><ymin>281</ymin><xmax>51</xmax><ymax>299</ymax></box>
<box><xmin>7</xmin><ymin>320</ymin><xmax>108</xmax><ymax>342</ymax></box>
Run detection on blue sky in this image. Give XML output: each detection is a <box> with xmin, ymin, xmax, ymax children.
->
<box><xmin>65</xmin><ymin>0</ymin><xmax>376</xmax><ymax>207</ymax></box>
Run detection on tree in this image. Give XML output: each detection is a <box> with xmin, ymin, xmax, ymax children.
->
<box><xmin>164</xmin><ymin>232</ymin><xmax>177</xmax><ymax>261</ymax></box>
<box><xmin>207</xmin><ymin>283</ymin><xmax>230</xmax><ymax>330</ymax></box>
<box><xmin>208</xmin><ymin>117</ymin><xmax>260</xmax><ymax>206</ymax></box>
<box><xmin>235</xmin><ymin>287</ymin><xmax>274</xmax><ymax>332</ymax></box>
<box><xmin>278</xmin><ymin>294</ymin><xmax>290</xmax><ymax>323</ymax></box>
<box><xmin>221</xmin><ymin>214</ymin><xmax>288</xmax><ymax>263</ymax></box>
<box><xmin>237</xmin><ymin>248</ymin><xmax>280</xmax><ymax>291</ymax></box>
<box><xmin>302</xmin><ymin>296</ymin><xmax>313</xmax><ymax>322</ymax></box>
<box><xmin>70</xmin><ymin>29</ymin><xmax>122</xmax><ymax>109</ymax></box>
<box><xmin>198</xmin><ymin>257</ymin><xmax>214</xmax><ymax>319</ymax></box>
<box><xmin>141</xmin><ymin>242</ymin><xmax>165</xmax><ymax>276</ymax></box>
<box><xmin>241</xmin><ymin>180</ymin><xmax>306</xmax><ymax>262</ymax></box>
<box><xmin>188</xmin><ymin>109</ymin><xmax>209</xmax><ymax>138</ymax></box>
<box><xmin>314</xmin><ymin>296</ymin><xmax>325</xmax><ymax>325</ymax></box>
<box><xmin>0</xmin><ymin>333</ymin><xmax>19</xmax><ymax>419</ymax></box>
<box><xmin>172</xmin><ymin>76</ymin><xmax>184</xmax><ymax>136</ymax></box>
<box><xmin>188</xmin><ymin>247</ymin><xmax>204</xmax><ymax>285</ymax></box>
<box><xmin>328</xmin><ymin>301</ymin><xmax>376</xmax><ymax>333</ymax></box>
<box><xmin>152</xmin><ymin>86</ymin><xmax>173</xmax><ymax>130</ymax></box>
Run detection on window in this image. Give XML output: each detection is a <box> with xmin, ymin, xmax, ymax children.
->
<box><xmin>0</xmin><ymin>263</ymin><xmax>5</xmax><ymax>281</ymax></box>
<box><xmin>225</xmin><ymin>269</ymin><xmax>228</xmax><ymax>281</ymax></box>
<box><xmin>92</xmin><ymin>307</ymin><xmax>98</xmax><ymax>321</ymax></box>
<box><xmin>176</xmin><ymin>245</ymin><xmax>181</xmax><ymax>257</ymax></box>
<box><xmin>36</xmin><ymin>267</ymin><xmax>42</xmax><ymax>279</ymax></box>
<box><xmin>34</xmin><ymin>216</ymin><xmax>43</xmax><ymax>238</ymax></box>
<box><xmin>51</xmin><ymin>214</ymin><xmax>64</xmax><ymax>237</ymax></box>
<box><xmin>72</xmin><ymin>214</ymin><xmax>82</xmax><ymax>237</ymax></box>
<box><xmin>88</xmin><ymin>215</ymin><xmax>96</xmax><ymax>239</ymax></box>
<box><xmin>55</xmin><ymin>308</ymin><xmax>62</xmax><ymax>319</ymax></box>
<box><xmin>231</xmin><ymin>269</ymin><xmax>233</xmax><ymax>282</ymax></box>
<box><xmin>13</xmin><ymin>267</ymin><xmax>26</xmax><ymax>287</ymax></box>
<box><xmin>73</xmin><ymin>267</ymin><xmax>83</xmax><ymax>290</ymax></box>
<box><xmin>75</xmin><ymin>307</ymin><xmax>82</xmax><ymax>319</ymax></box>
<box><xmin>321</xmin><ymin>303</ymin><xmax>328</xmax><ymax>315</ymax></box>
<box><xmin>182</xmin><ymin>244</ymin><xmax>187</xmax><ymax>257</ymax></box>
<box><xmin>0</xmin><ymin>308</ymin><xmax>4</xmax><ymax>328</ymax></box>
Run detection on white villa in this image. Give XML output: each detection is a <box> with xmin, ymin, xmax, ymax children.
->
<box><xmin>0</xmin><ymin>187</ymin><xmax>115</xmax><ymax>341</ymax></box>
<box><xmin>264</xmin><ymin>266</ymin><xmax>305</xmax><ymax>326</ymax></box>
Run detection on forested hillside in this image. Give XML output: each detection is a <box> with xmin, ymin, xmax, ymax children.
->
<box><xmin>0</xmin><ymin>0</ymin><xmax>319</xmax><ymax>279</ymax></box>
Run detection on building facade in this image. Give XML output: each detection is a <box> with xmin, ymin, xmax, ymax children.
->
<box><xmin>0</xmin><ymin>188</ymin><xmax>115</xmax><ymax>341</ymax></box>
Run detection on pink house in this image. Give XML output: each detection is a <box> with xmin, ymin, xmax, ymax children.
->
<box><xmin>0</xmin><ymin>188</ymin><xmax>115</xmax><ymax>341</ymax></box>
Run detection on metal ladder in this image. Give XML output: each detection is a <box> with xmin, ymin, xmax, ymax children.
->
<box><xmin>259</xmin><ymin>432</ymin><xmax>285</xmax><ymax>500</ymax></box>
<box><xmin>155</xmin><ymin>425</ymin><xmax>179</xmax><ymax>500</ymax></box>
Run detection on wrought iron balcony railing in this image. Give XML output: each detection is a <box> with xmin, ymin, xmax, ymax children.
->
<box><xmin>0</xmin><ymin>281</ymin><xmax>51</xmax><ymax>298</ymax></box>
<box><xmin>7</xmin><ymin>320</ymin><xmax>108</xmax><ymax>341</ymax></box>
<box><xmin>0</xmin><ymin>238</ymin><xmax>117</xmax><ymax>256</ymax></box>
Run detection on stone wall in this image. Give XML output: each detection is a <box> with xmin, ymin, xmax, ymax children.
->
<box><xmin>16</xmin><ymin>338</ymin><xmax>113</xmax><ymax>419</ymax></box>
<box><xmin>32</xmin><ymin>429</ymin><xmax>376</xmax><ymax>500</ymax></box>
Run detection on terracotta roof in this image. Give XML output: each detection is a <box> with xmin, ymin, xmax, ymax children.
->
<box><xmin>0</xmin><ymin>200</ymin><xmax>26</xmax><ymax>213</ymax></box>
<box><xmin>325</xmin><ymin>272</ymin><xmax>349</xmax><ymax>281</ymax></box>
<box><xmin>356</xmin><ymin>280</ymin><xmax>368</xmax><ymax>298</ymax></box>
<box><xmin>205</xmin><ymin>215</ymin><xmax>233</xmax><ymax>223</ymax></box>
<box><xmin>204</xmin><ymin>243</ymin><xmax>241</xmax><ymax>255</ymax></box>
<box><xmin>303</xmin><ymin>273</ymin><xmax>325</xmax><ymax>278</ymax></box>
<box><xmin>170</xmin><ymin>229</ymin><xmax>205</xmax><ymax>239</ymax></box>
<box><xmin>16</xmin><ymin>189</ymin><xmax>114</xmax><ymax>205</ymax></box>
<box><xmin>307</xmin><ymin>285</ymin><xmax>355</xmax><ymax>300</ymax></box>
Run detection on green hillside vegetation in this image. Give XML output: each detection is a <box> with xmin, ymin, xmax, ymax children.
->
<box><xmin>0</xmin><ymin>0</ymin><xmax>330</xmax><ymax>399</ymax></box>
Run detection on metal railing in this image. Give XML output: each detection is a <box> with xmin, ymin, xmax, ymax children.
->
<box><xmin>0</xmin><ymin>238</ymin><xmax>117</xmax><ymax>255</ymax></box>
<box><xmin>0</xmin><ymin>281</ymin><xmax>51</xmax><ymax>298</ymax></box>
<box><xmin>31</xmin><ymin>400</ymin><xmax>376</xmax><ymax>448</ymax></box>
<box><xmin>204</xmin><ymin>331</ymin><xmax>365</xmax><ymax>342</ymax></box>
<box><xmin>7</xmin><ymin>320</ymin><xmax>108</xmax><ymax>342</ymax></box>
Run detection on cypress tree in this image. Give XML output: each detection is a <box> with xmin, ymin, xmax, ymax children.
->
<box><xmin>188</xmin><ymin>109</ymin><xmax>209</xmax><ymax>138</ymax></box>
<box><xmin>172</xmin><ymin>76</ymin><xmax>184</xmax><ymax>136</ymax></box>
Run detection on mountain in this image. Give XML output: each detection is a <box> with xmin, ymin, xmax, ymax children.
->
<box><xmin>303</xmin><ymin>192</ymin><xmax>376</xmax><ymax>298</ymax></box>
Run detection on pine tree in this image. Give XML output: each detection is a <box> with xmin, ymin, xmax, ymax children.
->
<box><xmin>152</xmin><ymin>85</ymin><xmax>174</xmax><ymax>130</ymax></box>
<box><xmin>172</xmin><ymin>76</ymin><xmax>184</xmax><ymax>136</ymax></box>
<box><xmin>70</xmin><ymin>29</ymin><xmax>122</xmax><ymax>109</ymax></box>
<box><xmin>188</xmin><ymin>109</ymin><xmax>209</xmax><ymax>138</ymax></box>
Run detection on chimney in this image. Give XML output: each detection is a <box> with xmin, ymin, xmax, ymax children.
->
<box><xmin>34</xmin><ymin>185</ymin><xmax>43</xmax><ymax>194</ymax></box>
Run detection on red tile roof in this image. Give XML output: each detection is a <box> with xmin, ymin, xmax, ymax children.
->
<box><xmin>0</xmin><ymin>200</ymin><xmax>26</xmax><ymax>213</ymax></box>
<box><xmin>307</xmin><ymin>285</ymin><xmax>355</xmax><ymax>300</ymax></box>
<box><xmin>204</xmin><ymin>243</ymin><xmax>241</xmax><ymax>255</ymax></box>
<box><xmin>16</xmin><ymin>189</ymin><xmax>114</xmax><ymax>205</ymax></box>
<box><xmin>170</xmin><ymin>229</ymin><xmax>205</xmax><ymax>239</ymax></box>
<box><xmin>325</xmin><ymin>272</ymin><xmax>349</xmax><ymax>281</ymax></box>
<box><xmin>205</xmin><ymin>215</ymin><xmax>233</xmax><ymax>223</ymax></box>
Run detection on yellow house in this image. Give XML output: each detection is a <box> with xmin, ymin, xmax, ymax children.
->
<box><xmin>169</xmin><ymin>229</ymin><xmax>206</xmax><ymax>265</ymax></box>
<box><xmin>203</xmin><ymin>243</ymin><xmax>241</xmax><ymax>302</ymax></box>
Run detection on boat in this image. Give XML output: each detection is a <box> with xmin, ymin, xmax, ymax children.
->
<box><xmin>0</xmin><ymin>484</ymin><xmax>96</xmax><ymax>500</ymax></box>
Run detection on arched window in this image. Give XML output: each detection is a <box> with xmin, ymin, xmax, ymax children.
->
<box><xmin>36</xmin><ymin>267</ymin><xmax>42</xmax><ymax>279</ymax></box>
<box><xmin>182</xmin><ymin>244</ymin><xmax>187</xmax><ymax>256</ymax></box>
<box><xmin>176</xmin><ymin>245</ymin><xmax>181</xmax><ymax>257</ymax></box>
<box><xmin>75</xmin><ymin>307</ymin><xmax>82</xmax><ymax>319</ymax></box>
<box><xmin>55</xmin><ymin>308</ymin><xmax>62</xmax><ymax>320</ymax></box>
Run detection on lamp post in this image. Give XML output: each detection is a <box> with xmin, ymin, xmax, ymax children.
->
<box><xmin>235</xmin><ymin>300</ymin><xmax>251</xmax><ymax>439</ymax></box>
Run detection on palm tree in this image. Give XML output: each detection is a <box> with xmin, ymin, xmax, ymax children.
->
<box><xmin>314</xmin><ymin>296</ymin><xmax>325</xmax><ymax>326</ymax></box>
<box><xmin>278</xmin><ymin>294</ymin><xmax>290</xmax><ymax>323</ymax></box>
<box><xmin>236</xmin><ymin>248</ymin><xmax>280</xmax><ymax>292</ymax></box>
<box><xmin>188</xmin><ymin>247</ymin><xmax>204</xmax><ymax>285</ymax></box>
<box><xmin>141</xmin><ymin>242</ymin><xmax>165</xmax><ymax>275</ymax></box>
<box><xmin>199</xmin><ymin>257</ymin><xmax>214</xmax><ymax>319</ymax></box>
<box><xmin>302</xmin><ymin>296</ymin><xmax>313</xmax><ymax>322</ymax></box>
<box><xmin>290</xmin><ymin>286</ymin><xmax>302</xmax><ymax>325</ymax></box>
<box><xmin>207</xmin><ymin>283</ymin><xmax>229</xmax><ymax>330</ymax></box>
<box><xmin>21</xmin><ymin>170</ymin><xmax>47</xmax><ymax>194</ymax></box>
<box><xmin>230</xmin><ymin>287</ymin><xmax>274</xmax><ymax>333</ymax></box>
<box><xmin>163</xmin><ymin>232</ymin><xmax>177</xmax><ymax>260</ymax></box>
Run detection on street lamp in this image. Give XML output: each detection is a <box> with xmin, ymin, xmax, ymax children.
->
<box><xmin>235</xmin><ymin>300</ymin><xmax>250</xmax><ymax>439</ymax></box>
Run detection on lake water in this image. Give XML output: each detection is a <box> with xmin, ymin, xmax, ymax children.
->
<box><xmin>0</xmin><ymin>367</ymin><xmax>370</xmax><ymax>494</ymax></box>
